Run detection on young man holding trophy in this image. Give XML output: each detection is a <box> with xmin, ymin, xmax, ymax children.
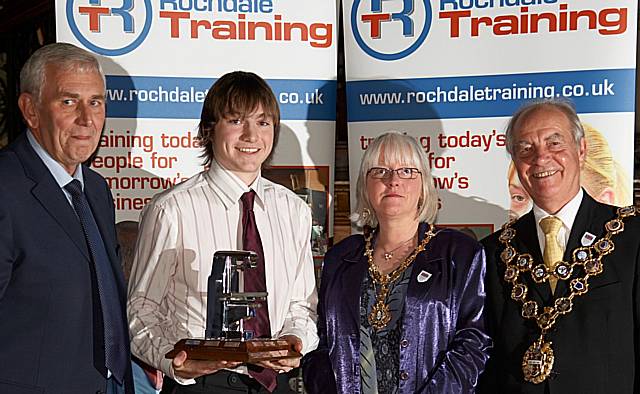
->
<box><xmin>128</xmin><ymin>71</ymin><xmax>318</xmax><ymax>393</ymax></box>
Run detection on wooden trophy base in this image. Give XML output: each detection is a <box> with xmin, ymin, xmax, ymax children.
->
<box><xmin>165</xmin><ymin>338</ymin><xmax>301</xmax><ymax>363</ymax></box>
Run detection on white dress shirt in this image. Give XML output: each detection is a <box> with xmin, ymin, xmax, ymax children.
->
<box><xmin>27</xmin><ymin>129</ymin><xmax>84</xmax><ymax>200</ymax></box>
<box><xmin>127</xmin><ymin>159</ymin><xmax>319</xmax><ymax>384</ymax></box>
<box><xmin>533</xmin><ymin>189</ymin><xmax>584</xmax><ymax>255</ymax></box>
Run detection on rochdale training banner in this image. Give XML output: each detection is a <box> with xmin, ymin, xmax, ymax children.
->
<box><xmin>344</xmin><ymin>0</ymin><xmax>636</xmax><ymax>237</ymax></box>
<box><xmin>56</xmin><ymin>0</ymin><xmax>337</xmax><ymax>256</ymax></box>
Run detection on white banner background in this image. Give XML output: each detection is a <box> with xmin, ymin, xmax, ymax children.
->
<box><xmin>56</xmin><ymin>0</ymin><xmax>338</xmax><ymax>257</ymax></box>
<box><xmin>344</xmin><ymin>0</ymin><xmax>637</xmax><ymax>237</ymax></box>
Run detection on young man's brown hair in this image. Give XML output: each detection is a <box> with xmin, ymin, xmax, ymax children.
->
<box><xmin>197</xmin><ymin>71</ymin><xmax>281</xmax><ymax>167</ymax></box>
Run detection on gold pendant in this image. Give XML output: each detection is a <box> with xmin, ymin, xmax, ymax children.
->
<box><xmin>369</xmin><ymin>300</ymin><xmax>391</xmax><ymax>330</ymax></box>
<box><xmin>522</xmin><ymin>338</ymin><xmax>554</xmax><ymax>384</ymax></box>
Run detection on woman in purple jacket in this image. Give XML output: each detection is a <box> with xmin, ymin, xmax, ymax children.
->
<box><xmin>303</xmin><ymin>132</ymin><xmax>491</xmax><ymax>393</ymax></box>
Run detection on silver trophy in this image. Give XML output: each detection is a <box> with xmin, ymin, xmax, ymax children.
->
<box><xmin>166</xmin><ymin>251</ymin><xmax>299</xmax><ymax>362</ymax></box>
<box><xmin>206</xmin><ymin>250</ymin><xmax>266</xmax><ymax>340</ymax></box>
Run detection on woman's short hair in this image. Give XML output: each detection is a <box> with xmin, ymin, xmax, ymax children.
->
<box><xmin>350</xmin><ymin>131</ymin><xmax>439</xmax><ymax>228</ymax></box>
<box><xmin>20</xmin><ymin>42</ymin><xmax>105</xmax><ymax>103</ymax></box>
<box><xmin>197</xmin><ymin>71</ymin><xmax>280</xmax><ymax>167</ymax></box>
<box><xmin>505</xmin><ymin>99</ymin><xmax>584</xmax><ymax>156</ymax></box>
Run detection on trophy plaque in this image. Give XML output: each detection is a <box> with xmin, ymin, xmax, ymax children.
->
<box><xmin>165</xmin><ymin>250</ymin><xmax>300</xmax><ymax>363</ymax></box>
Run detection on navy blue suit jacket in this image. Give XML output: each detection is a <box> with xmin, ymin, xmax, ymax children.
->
<box><xmin>0</xmin><ymin>133</ymin><xmax>133</xmax><ymax>394</ymax></box>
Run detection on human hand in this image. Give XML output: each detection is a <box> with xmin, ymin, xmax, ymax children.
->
<box><xmin>172</xmin><ymin>350</ymin><xmax>242</xmax><ymax>379</ymax></box>
<box><xmin>253</xmin><ymin>335</ymin><xmax>302</xmax><ymax>373</ymax></box>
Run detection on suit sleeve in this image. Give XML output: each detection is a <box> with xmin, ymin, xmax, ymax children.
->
<box><xmin>276</xmin><ymin>201</ymin><xmax>320</xmax><ymax>354</ymax></box>
<box><xmin>419</xmin><ymin>246</ymin><xmax>493</xmax><ymax>393</ymax></box>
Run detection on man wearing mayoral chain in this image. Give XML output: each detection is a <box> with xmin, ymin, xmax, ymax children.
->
<box><xmin>479</xmin><ymin>99</ymin><xmax>640</xmax><ymax>393</ymax></box>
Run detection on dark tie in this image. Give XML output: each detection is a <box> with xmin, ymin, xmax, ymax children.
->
<box><xmin>65</xmin><ymin>179</ymin><xmax>128</xmax><ymax>383</ymax></box>
<box><xmin>240</xmin><ymin>190</ymin><xmax>277</xmax><ymax>392</ymax></box>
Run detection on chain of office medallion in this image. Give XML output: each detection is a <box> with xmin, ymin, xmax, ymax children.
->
<box><xmin>364</xmin><ymin>224</ymin><xmax>436</xmax><ymax>330</ymax></box>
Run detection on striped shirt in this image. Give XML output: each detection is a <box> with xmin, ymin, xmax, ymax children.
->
<box><xmin>127</xmin><ymin>159</ymin><xmax>319</xmax><ymax>384</ymax></box>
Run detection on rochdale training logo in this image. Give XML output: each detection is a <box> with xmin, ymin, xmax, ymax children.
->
<box><xmin>66</xmin><ymin>0</ymin><xmax>153</xmax><ymax>56</ymax></box>
<box><xmin>351</xmin><ymin>0</ymin><xmax>432</xmax><ymax>61</ymax></box>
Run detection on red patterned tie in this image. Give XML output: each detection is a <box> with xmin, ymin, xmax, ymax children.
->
<box><xmin>241</xmin><ymin>191</ymin><xmax>278</xmax><ymax>392</ymax></box>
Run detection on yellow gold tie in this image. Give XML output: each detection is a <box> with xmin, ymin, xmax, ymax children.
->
<box><xmin>540</xmin><ymin>216</ymin><xmax>563</xmax><ymax>293</ymax></box>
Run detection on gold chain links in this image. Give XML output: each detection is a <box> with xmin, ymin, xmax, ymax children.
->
<box><xmin>364</xmin><ymin>224</ymin><xmax>436</xmax><ymax>331</ymax></box>
<box><xmin>498</xmin><ymin>205</ymin><xmax>638</xmax><ymax>383</ymax></box>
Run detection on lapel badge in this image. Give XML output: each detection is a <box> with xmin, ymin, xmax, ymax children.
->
<box><xmin>581</xmin><ymin>232</ymin><xmax>596</xmax><ymax>246</ymax></box>
<box><xmin>417</xmin><ymin>270</ymin><xmax>432</xmax><ymax>283</ymax></box>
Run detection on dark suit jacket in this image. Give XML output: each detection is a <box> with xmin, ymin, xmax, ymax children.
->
<box><xmin>479</xmin><ymin>192</ymin><xmax>640</xmax><ymax>394</ymax></box>
<box><xmin>0</xmin><ymin>133</ymin><xmax>133</xmax><ymax>394</ymax></box>
<box><xmin>303</xmin><ymin>224</ymin><xmax>491</xmax><ymax>394</ymax></box>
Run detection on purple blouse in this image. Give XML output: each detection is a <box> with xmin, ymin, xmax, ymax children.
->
<box><xmin>303</xmin><ymin>224</ymin><xmax>492</xmax><ymax>394</ymax></box>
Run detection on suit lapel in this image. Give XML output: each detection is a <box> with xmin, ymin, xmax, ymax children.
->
<box><xmin>405</xmin><ymin>251</ymin><xmax>441</xmax><ymax>308</ymax></box>
<box><xmin>405</xmin><ymin>223</ymin><xmax>441</xmax><ymax>308</ymax></box>
<box><xmin>340</xmin><ymin>240</ymin><xmax>368</xmax><ymax>325</ymax></box>
<box><xmin>513</xmin><ymin>211</ymin><xmax>552</xmax><ymax>303</ymax></box>
<box><xmin>556</xmin><ymin>193</ymin><xmax>614</xmax><ymax>295</ymax></box>
<box><xmin>514</xmin><ymin>212</ymin><xmax>542</xmax><ymax>262</ymax></box>
<box><xmin>565</xmin><ymin>193</ymin><xmax>604</xmax><ymax>253</ymax></box>
<box><xmin>12</xmin><ymin>134</ymin><xmax>91</xmax><ymax>260</ymax></box>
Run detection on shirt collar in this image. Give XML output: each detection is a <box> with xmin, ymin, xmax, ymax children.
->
<box><xmin>27</xmin><ymin>129</ymin><xmax>84</xmax><ymax>189</ymax></box>
<box><xmin>533</xmin><ymin>188</ymin><xmax>583</xmax><ymax>231</ymax></box>
<box><xmin>205</xmin><ymin>158</ymin><xmax>265</xmax><ymax>209</ymax></box>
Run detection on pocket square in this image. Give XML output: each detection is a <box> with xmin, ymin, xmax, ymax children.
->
<box><xmin>417</xmin><ymin>270</ymin><xmax>432</xmax><ymax>283</ymax></box>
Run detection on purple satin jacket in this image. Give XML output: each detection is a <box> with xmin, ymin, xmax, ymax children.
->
<box><xmin>303</xmin><ymin>224</ymin><xmax>491</xmax><ymax>394</ymax></box>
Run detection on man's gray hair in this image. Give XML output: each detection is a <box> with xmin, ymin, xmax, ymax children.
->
<box><xmin>505</xmin><ymin>99</ymin><xmax>584</xmax><ymax>157</ymax></box>
<box><xmin>20</xmin><ymin>43</ymin><xmax>105</xmax><ymax>102</ymax></box>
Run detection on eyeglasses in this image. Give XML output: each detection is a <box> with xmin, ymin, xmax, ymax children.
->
<box><xmin>367</xmin><ymin>167</ymin><xmax>421</xmax><ymax>180</ymax></box>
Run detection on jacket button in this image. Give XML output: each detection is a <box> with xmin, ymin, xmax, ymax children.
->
<box><xmin>400</xmin><ymin>371</ymin><xmax>409</xmax><ymax>380</ymax></box>
<box><xmin>400</xmin><ymin>339</ymin><xmax>409</xmax><ymax>348</ymax></box>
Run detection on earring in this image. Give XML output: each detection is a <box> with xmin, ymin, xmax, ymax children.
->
<box><xmin>362</xmin><ymin>208</ymin><xmax>371</xmax><ymax>219</ymax></box>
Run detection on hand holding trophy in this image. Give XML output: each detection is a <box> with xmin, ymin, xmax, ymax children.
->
<box><xmin>165</xmin><ymin>251</ymin><xmax>301</xmax><ymax>367</ymax></box>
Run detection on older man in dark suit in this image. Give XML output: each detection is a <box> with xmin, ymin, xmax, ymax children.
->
<box><xmin>479</xmin><ymin>99</ymin><xmax>640</xmax><ymax>393</ymax></box>
<box><xmin>0</xmin><ymin>43</ymin><xmax>132</xmax><ymax>393</ymax></box>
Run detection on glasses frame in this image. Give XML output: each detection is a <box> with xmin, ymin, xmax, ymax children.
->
<box><xmin>367</xmin><ymin>167</ymin><xmax>421</xmax><ymax>180</ymax></box>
